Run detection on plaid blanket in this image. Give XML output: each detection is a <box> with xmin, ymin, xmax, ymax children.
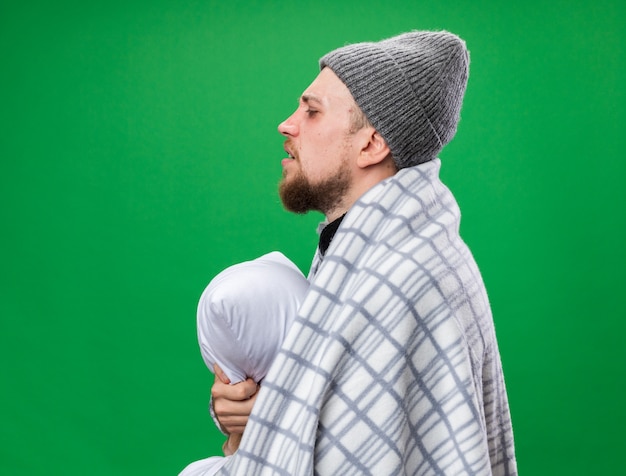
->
<box><xmin>219</xmin><ymin>159</ymin><xmax>517</xmax><ymax>475</ymax></box>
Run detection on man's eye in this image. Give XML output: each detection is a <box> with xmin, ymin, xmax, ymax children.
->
<box><xmin>306</xmin><ymin>109</ymin><xmax>318</xmax><ymax>117</ymax></box>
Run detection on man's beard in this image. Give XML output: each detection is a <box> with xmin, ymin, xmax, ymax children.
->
<box><xmin>278</xmin><ymin>159</ymin><xmax>351</xmax><ymax>216</ymax></box>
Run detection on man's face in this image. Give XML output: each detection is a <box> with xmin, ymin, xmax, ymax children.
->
<box><xmin>278</xmin><ymin>67</ymin><xmax>362</xmax><ymax>218</ymax></box>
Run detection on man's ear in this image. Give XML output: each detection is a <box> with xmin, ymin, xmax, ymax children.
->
<box><xmin>356</xmin><ymin>128</ymin><xmax>392</xmax><ymax>169</ymax></box>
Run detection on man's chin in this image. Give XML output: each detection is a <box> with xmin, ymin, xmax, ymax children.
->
<box><xmin>278</xmin><ymin>177</ymin><xmax>315</xmax><ymax>214</ymax></box>
<box><xmin>278</xmin><ymin>164</ymin><xmax>350</xmax><ymax>216</ymax></box>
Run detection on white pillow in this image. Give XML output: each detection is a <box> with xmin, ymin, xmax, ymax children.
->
<box><xmin>196</xmin><ymin>252</ymin><xmax>309</xmax><ymax>384</ymax></box>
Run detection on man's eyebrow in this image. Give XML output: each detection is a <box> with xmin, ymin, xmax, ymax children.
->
<box><xmin>300</xmin><ymin>93</ymin><xmax>323</xmax><ymax>105</ymax></box>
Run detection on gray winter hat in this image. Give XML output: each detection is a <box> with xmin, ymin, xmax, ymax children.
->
<box><xmin>320</xmin><ymin>30</ymin><xmax>469</xmax><ymax>169</ymax></box>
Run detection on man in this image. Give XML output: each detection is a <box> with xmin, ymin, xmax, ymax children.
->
<box><xmin>212</xmin><ymin>30</ymin><xmax>517</xmax><ymax>475</ymax></box>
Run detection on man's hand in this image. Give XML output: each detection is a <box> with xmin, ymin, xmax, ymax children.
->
<box><xmin>212</xmin><ymin>364</ymin><xmax>258</xmax><ymax>445</ymax></box>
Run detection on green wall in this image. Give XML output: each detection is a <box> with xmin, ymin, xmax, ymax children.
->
<box><xmin>1</xmin><ymin>1</ymin><xmax>624</xmax><ymax>474</ymax></box>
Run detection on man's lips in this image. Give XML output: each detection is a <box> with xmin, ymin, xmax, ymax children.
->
<box><xmin>283</xmin><ymin>141</ymin><xmax>297</xmax><ymax>161</ymax></box>
<box><xmin>282</xmin><ymin>148</ymin><xmax>297</xmax><ymax>168</ymax></box>
<box><xmin>281</xmin><ymin>156</ymin><xmax>297</xmax><ymax>168</ymax></box>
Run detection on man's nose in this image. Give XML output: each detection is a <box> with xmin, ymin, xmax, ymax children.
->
<box><xmin>278</xmin><ymin>113</ymin><xmax>298</xmax><ymax>136</ymax></box>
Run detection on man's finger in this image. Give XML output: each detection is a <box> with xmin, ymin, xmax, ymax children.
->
<box><xmin>213</xmin><ymin>390</ymin><xmax>259</xmax><ymax>435</ymax></box>
<box><xmin>212</xmin><ymin>377</ymin><xmax>258</xmax><ymax>401</ymax></box>
<box><xmin>214</xmin><ymin>363</ymin><xmax>231</xmax><ymax>384</ymax></box>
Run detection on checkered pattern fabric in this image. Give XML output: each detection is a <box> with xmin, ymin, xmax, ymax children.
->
<box><xmin>218</xmin><ymin>159</ymin><xmax>517</xmax><ymax>475</ymax></box>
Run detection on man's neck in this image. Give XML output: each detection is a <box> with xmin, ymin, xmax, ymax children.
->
<box><xmin>324</xmin><ymin>162</ymin><xmax>397</xmax><ymax>222</ymax></box>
